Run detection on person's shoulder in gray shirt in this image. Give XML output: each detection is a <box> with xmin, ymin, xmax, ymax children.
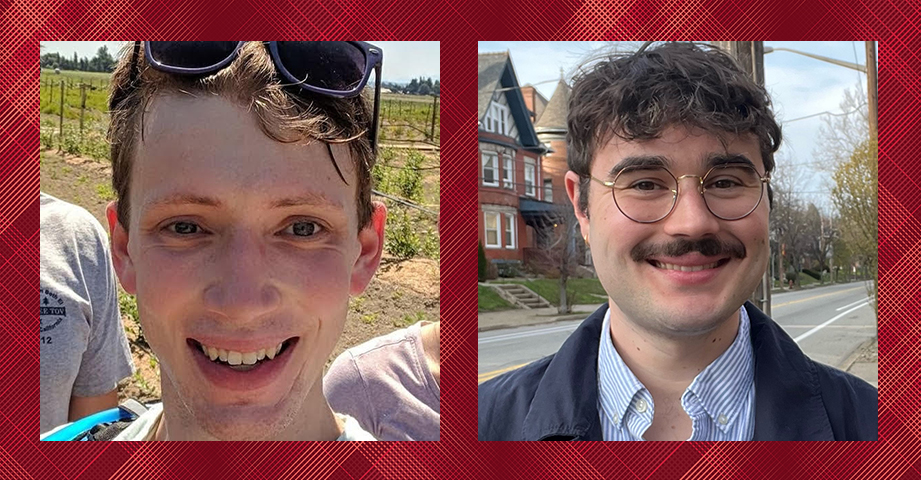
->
<box><xmin>324</xmin><ymin>321</ymin><xmax>440</xmax><ymax>441</ymax></box>
<box><xmin>40</xmin><ymin>192</ymin><xmax>135</xmax><ymax>434</ymax></box>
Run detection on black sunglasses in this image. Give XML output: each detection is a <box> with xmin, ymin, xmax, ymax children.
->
<box><xmin>112</xmin><ymin>41</ymin><xmax>382</xmax><ymax>153</ymax></box>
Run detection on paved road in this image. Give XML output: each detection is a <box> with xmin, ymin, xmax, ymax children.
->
<box><xmin>478</xmin><ymin>282</ymin><xmax>876</xmax><ymax>383</ymax></box>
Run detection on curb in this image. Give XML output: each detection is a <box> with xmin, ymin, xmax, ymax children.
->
<box><xmin>838</xmin><ymin>337</ymin><xmax>876</xmax><ymax>371</ymax></box>
<box><xmin>478</xmin><ymin>313</ymin><xmax>587</xmax><ymax>332</ymax></box>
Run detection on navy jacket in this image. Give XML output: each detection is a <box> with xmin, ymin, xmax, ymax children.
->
<box><xmin>479</xmin><ymin>302</ymin><xmax>878</xmax><ymax>440</ymax></box>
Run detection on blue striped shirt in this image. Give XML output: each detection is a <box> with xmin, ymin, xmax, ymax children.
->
<box><xmin>597</xmin><ymin>306</ymin><xmax>755</xmax><ymax>441</ymax></box>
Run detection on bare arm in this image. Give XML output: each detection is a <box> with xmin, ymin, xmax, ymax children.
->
<box><xmin>68</xmin><ymin>389</ymin><xmax>119</xmax><ymax>421</ymax></box>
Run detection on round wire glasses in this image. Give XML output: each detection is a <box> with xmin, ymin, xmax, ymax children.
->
<box><xmin>591</xmin><ymin>163</ymin><xmax>771</xmax><ymax>223</ymax></box>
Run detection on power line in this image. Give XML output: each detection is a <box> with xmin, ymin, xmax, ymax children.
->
<box><xmin>371</xmin><ymin>189</ymin><xmax>438</xmax><ymax>216</ymax></box>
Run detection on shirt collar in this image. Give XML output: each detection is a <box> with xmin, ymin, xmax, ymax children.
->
<box><xmin>597</xmin><ymin>306</ymin><xmax>754</xmax><ymax>435</ymax></box>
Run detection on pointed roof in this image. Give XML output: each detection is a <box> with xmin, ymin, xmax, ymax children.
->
<box><xmin>535</xmin><ymin>77</ymin><xmax>571</xmax><ymax>133</ymax></box>
<box><xmin>477</xmin><ymin>52</ymin><xmax>543</xmax><ymax>150</ymax></box>
<box><xmin>478</xmin><ymin>52</ymin><xmax>509</xmax><ymax>121</ymax></box>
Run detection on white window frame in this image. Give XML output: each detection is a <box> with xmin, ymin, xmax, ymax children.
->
<box><xmin>544</xmin><ymin>178</ymin><xmax>553</xmax><ymax>202</ymax></box>
<box><xmin>482</xmin><ymin>151</ymin><xmax>499</xmax><ymax>187</ymax></box>
<box><xmin>484</xmin><ymin>211</ymin><xmax>501</xmax><ymax>248</ymax></box>
<box><xmin>502</xmin><ymin>154</ymin><xmax>514</xmax><ymax>189</ymax></box>
<box><xmin>524</xmin><ymin>158</ymin><xmax>536</xmax><ymax>197</ymax></box>
<box><xmin>504</xmin><ymin>213</ymin><xmax>516</xmax><ymax>249</ymax></box>
<box><xmin>486</xmin><ymin>102</ymin><xmax>510</xmax><ymax>136</ymax></box>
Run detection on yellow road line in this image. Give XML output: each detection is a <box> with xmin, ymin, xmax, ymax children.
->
<box><xmin>478</xmin><ymin>363</ymin><xmax>528</xmax><ymax>384</ymax></box>
<box><xmin>773</xmin><ymin>286</ymin><xmax>864</xmax><ymax>308</ymax></box>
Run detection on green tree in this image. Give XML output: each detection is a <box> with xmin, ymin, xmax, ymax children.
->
<box><xmin>91</xmin><ymin>46</ymin><xmax>115</xmax><ymax>72</ymax></box>
<box><xmin>831</xmin><ymin>139</ymin><xmax>878</xmax><ymax>321</ymax></box>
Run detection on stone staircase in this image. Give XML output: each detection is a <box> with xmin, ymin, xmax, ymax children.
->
<box><xmin>490</xmin><ymin>283</ymin><xmax>552</xmax><ymax>309</ymax></box>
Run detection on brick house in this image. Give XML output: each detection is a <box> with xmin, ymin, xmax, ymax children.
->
<box><xmin>478</xmin><ymin>52</ymin><xmax>570</xmax><ymax>274</ymax></box>
<box><xmin>519</xmin><ymin>85</ymin><xmax>548</xmax><ymax>124</ymax></box>
<box><xmin>533</xmin><ymin>77</ymin><xmax>591</xmax><ymax>269</ymax></box>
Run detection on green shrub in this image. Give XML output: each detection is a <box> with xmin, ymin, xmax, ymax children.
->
<box><xmin>372</xmin><ymin>147</ymin><xmax>395</xmax><ymax>192</ymax></box>
<box><xmin>421</xmin><ymin>226</ymin><xmax>439</xmax><ymax>260</ymax></box>
<box><xmin>385</xmin><ymin>208</ymin><xmax>420</xmax><ymax>259</ymax></box>
<box><xmin>395</xmin><ymin>150</ymin><xmax>424</xmax><ymax>202</ymax></box>
<box><xmin>40</xmin><ymin>130</ymin><xmax>55</xmax><ymax>149</ymax></box>
<box><xmin>802</xmin><ymin>268</ymin><xmax>821</xmax><ymax>281</ymax></box>
<box><xmin>478</xmin><ymin>242</ymin><xmax>488</xmax><ymax>282</ymax></box>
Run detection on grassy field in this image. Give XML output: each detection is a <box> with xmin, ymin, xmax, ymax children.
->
<box><xmin>478</xmin><ymin>286</ymin><xmax>514</xmax><ymax>312</ymax></box>
<box><xmin>487</xmin><ymin>278</ymin><xmax>608</xmax><ymax>306</ymax></box>
<box><xmin>40</xmin><ymin>69</ymin><xmax>441</xmax><ymax>404</ymax></box>
<box><xmin>39</xmin><ymin>70</ymin><xmax>440</xmax><ymax>161</ymax></box>
<box><xmin>379</xmin><ymin>93</ymin><xmax>439</xmax><ymax>144</ymax></box>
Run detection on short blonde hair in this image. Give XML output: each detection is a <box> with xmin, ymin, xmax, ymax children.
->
<box><xmin>108</xmin><ymin>42</ymin><xmax>375</xmax><ymax>229</ymax></box>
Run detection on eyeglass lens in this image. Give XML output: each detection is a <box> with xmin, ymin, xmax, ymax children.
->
<box><xmin>612</xmin><ymin>164</ymin><xmax>763</xmax><ymax>222</ymax></box>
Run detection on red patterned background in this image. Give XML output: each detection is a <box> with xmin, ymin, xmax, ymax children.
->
<box><xmin>7</xmin><ymin>0</ymin><xmax>911</xmax><ymax>477</ymax></box>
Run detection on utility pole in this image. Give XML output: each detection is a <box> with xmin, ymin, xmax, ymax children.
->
<box><xmin>866</xmin><ymin>41</ymin><xmax>878</xmax><ymax>143</ymax></box>
<box><xmin>712</xmin><ymin>41</ymin><xmax>771</xmax><ymax>316</ymax></box>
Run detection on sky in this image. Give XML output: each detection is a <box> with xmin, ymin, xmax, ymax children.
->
<box><xmin>477</xmin><ymin>41</ymin><xmax>875</xmax><ymax>212</ymax></box>
<box><xmin>41</xmin><ymin>41</ymin><xmax>440</xmax><ymax>84</ymax></box>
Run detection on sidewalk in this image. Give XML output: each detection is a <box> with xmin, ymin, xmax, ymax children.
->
<box><xmin>478</xmin><ymin>304</ymin><xmax>602</xmax><ymax>332</ymax></box>
<box><xmin>840</xmin><ymin>337</ymin><xmax>878</xmax><ymax>388</ymax></box>
<box><xmin>479</xmin><ymin>305</ymin><xmax>879</xmax><ymax>388</ymax></box>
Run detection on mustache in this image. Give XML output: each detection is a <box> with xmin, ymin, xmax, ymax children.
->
<box><xmin>631</xmin><ymin>238</ymin><xmax>746</xmax><ymax>262</ymax></box>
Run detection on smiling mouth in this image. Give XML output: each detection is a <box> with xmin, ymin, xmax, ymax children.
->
<box><xmin>188</xmin><ymin>338</ymin><xmax>298</xmax><ymax>372</ymax></box>
<box><xmin>648</xmin><ymin>258</ymin><xmax>731</xmax><ymax>272</ymax></box>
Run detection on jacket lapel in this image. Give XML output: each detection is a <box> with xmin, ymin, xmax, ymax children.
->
<box><xmin>747</xmin><ymin>302</ymin><xmax>835</xmax><ymax>440</ymax></box>
<box><xmin>522</xmin><ymin>305</ymin><xmax>608</xmax><ymax>440</ymax></box>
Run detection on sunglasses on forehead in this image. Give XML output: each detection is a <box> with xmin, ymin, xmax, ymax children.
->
<box><xmin>113</xmin><ymin>41</ymin><xmax>383</xmax><ymax>153</ymax></box>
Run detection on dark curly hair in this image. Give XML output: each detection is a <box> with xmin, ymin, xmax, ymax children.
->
<box><xmin>567</xmin><ymin>42</ymin><xmax>782</xmax><ymax>216</ymax></box>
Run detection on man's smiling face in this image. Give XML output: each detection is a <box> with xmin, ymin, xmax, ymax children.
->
<box><xmin>569</xmin><ymin>125</ymin><xmax>770</xmax><ymax>338</ymax></box>
<box><xmin>108</xmin><ymin>94</ymin><xmax>383</xmax><ymax>440</ymax></box>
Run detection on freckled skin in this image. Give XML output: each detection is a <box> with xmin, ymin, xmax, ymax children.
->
<box><xmin>107</xmin><ymin>94</ymin><xmax>385</xmax><ymax>440</ymax></box>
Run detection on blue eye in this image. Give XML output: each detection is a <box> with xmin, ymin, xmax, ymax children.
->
<box><xmin>286</xmin><ymin>221</ymin><xmax>322</xmax><ymax>237</ymax></box>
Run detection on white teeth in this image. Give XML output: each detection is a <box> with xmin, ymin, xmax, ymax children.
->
<box><xmin>227</xmin><ymin>351</ymin><xmax>242</xmax><ymax>365</ymax></box>
<box><xmin>199</xmin><ymin>342</ymin><xmax>288</xmax><ymax>365</ymax></box>
<box><xmin>653</xmin><ymin>260</ymin><xmax>720</xmax><ymax>271</ymax></box>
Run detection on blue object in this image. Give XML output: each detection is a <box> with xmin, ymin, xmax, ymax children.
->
<box><xmin>42</xmin><ymin>406</ymin><xmax>136</xmax><ymax>441</ymax></box>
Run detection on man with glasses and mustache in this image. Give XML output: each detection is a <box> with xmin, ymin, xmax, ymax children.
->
<box><xmin>478</xmin><ymin>42</ymin><xmax>877</xmax><ymax>441</ymax></box>
<box><xmin>43</xmin><ymin>42</ymin><xmax>385</xmax><ymax>441</ymax></box>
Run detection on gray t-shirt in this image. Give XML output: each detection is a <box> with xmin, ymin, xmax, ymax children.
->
<box><xmin>40</xmin><ymin>193</ymin><xmax>134</xmax><ymax>434</ymax></box>
<box><xmin>324</xmin><ymin>321</ymin><xmax>440</xmax><ymax>440</ymax></box>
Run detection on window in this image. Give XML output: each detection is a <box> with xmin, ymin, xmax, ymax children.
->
<box><xmin>484</xmin><ymin>212</ymin><xmax>500</xmax><ymax>248</ymax></box>
<box><xmin>544</xmin><ymin>178</ymin><xmax>553</xmax><ymax>202</ymax></box>
<box><xmin>502</xmin><ymin>154</ymin><xmax>514</xmax><ymax>189</ymax></box>
<box><xmin>504</xmin><ymin>213</ymin><xmax>516</xmax><ymax>249</ymax></box>
<box><xmin>484</xmin><ymin>102</ymin><xmax>510</xmax><ymax>135</ymax></box>
<box><xmin>482</xmin><ymin>152</ymin><xmax>499</xmax><ymax>187</ymax></box>
<box><xmin>524</xmin><ymin>158</ymin><xmax>536</xmax><ymax>196</ymax></box>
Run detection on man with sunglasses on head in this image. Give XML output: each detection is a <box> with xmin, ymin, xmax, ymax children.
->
<box><xmin>478</xmin><ymin>42</ymin><xmax>877</xmax><ymax>441</ymax></box>
<box><xmin>50</xmin><ymin>41</ymin><xmax>384</xmax><ymax>441</ymax></box>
